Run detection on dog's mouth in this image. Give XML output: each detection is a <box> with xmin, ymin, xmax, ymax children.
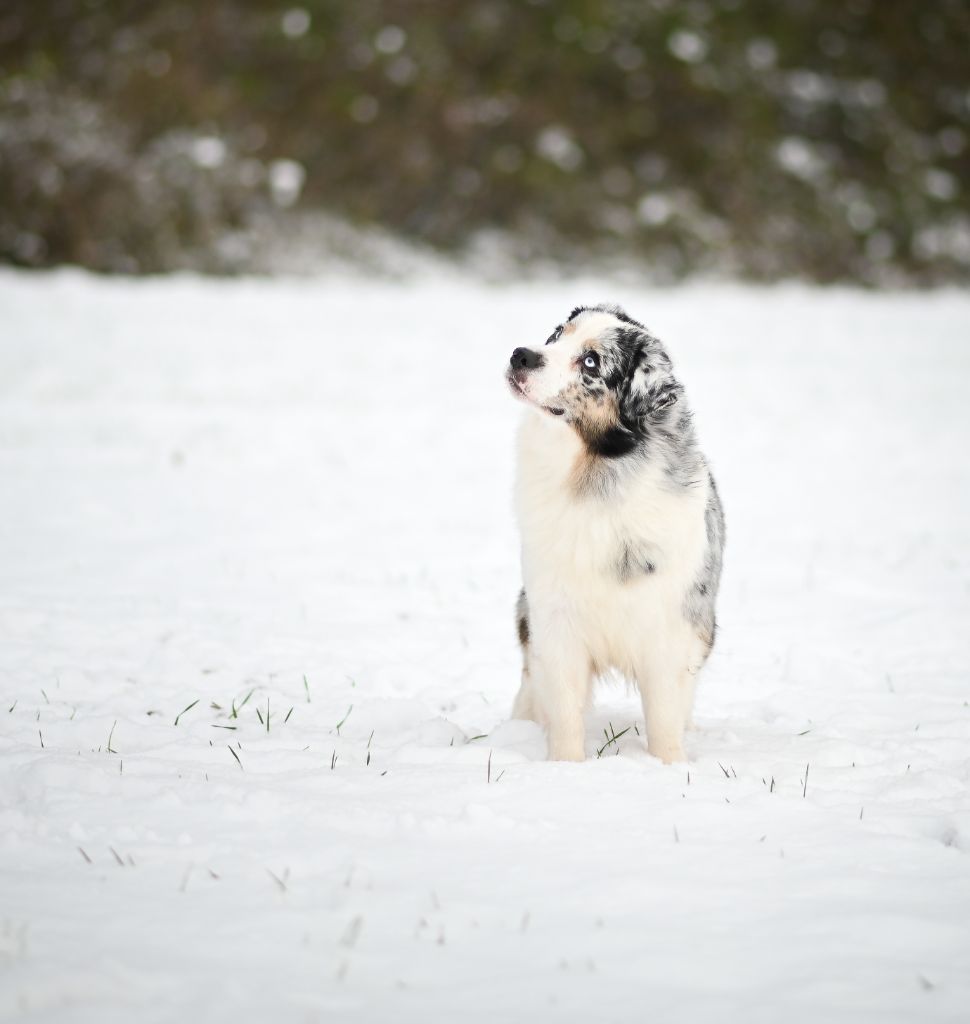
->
<box><xmin>507</xmin><ymin>373</ymin><xmax>528</xmax><ymax>399</ymax></box>
<box><xmin>507</xmin><ymin>373</ymin><xmax>565</xmax><ymax>417</ymax></box>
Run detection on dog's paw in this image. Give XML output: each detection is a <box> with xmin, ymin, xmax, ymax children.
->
<box><xmin>547</xmin><ymin>739</ymin><xmax>586</xmax><ymax>762</ymax></box>
<box><xmin>648</xmin><ymin>740</ymin><xmax>686</xmax><ymax>764</ymax></box>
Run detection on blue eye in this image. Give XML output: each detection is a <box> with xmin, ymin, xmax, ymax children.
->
<box><xmin>582</xmin><ymin>352</ymin><xmax>599</xmax><ymax>371</ymax></box>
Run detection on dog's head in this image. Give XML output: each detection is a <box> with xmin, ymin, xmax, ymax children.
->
<box><xmin>506</xmin><ymin>303</ymin><xmax>682</xmax><ymax>457</ymax></box>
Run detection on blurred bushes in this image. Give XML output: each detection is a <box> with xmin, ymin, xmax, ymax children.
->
<box><xmin>1</xmin><ymin>0</ymin><xmax>968</xmax><ymax>282</ymax></box>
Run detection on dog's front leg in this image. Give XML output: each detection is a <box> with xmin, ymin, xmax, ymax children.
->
<box><xmin>635</xmin><ymin>638</ymin><xmax>689</xmax><ymax>764</ymax></box>
<box><xmin>529</xmin><ymin>616</ymin><xmax>592</xmax><ymax>762</ymax></box>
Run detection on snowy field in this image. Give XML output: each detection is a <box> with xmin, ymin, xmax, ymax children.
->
<box><xmin>1</xmin><ymin>269</ymin><xmax>969</xmax><ymax>1023</ymax></box>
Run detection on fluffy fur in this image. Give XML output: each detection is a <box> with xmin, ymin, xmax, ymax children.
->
<box><xmin>507</xmin><ymin>303</ymin><xmax>724</xmax><ymax>763</ymax></box>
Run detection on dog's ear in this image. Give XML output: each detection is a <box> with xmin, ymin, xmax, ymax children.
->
<box><xmin>621</xmin><ymin>340</ymin><xmax>683</xmax><ymax>424</ymax></box>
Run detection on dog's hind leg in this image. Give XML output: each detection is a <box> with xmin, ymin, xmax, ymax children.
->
<box><xmin>511</xmin><ymin>672</ymin><xmax>538</xmax><ymax>722</ymax></box>
<box><xmin>681</xmin><ymin>628</ymin><xmax>713</xmax><ymax>731</ymax></box>
<box><xmin>511</xmin><ymin>589</ymin><xmax>539</xmax><ymax>722</ymax></box>
<box><xmin>681</xmin><ymin>670</ymin><xmax>698</xmax><ymax>732</ymax></box>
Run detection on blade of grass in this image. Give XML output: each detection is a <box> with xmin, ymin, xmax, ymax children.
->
<box><xmin>595</xmin><ymin>725</ymin><xmax>631</xmax><ymax>757</ymax></box>
<box><xmin>231</xmin><ymin>688</ymin><xmax>255</xmax><ymax>719</ymax></box>
<box><xmin>174</xmin><ymin>699</ymin><xmax>199</xmax><ymax>726</ymax></box>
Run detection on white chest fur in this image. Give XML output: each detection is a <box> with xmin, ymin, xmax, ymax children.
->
<box><xmin>514</xmin><ymin>410</ymin><xmax>709</xmax><ymax>664</ymax></box>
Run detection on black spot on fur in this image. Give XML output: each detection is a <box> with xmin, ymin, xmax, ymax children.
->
<box><xmin>545</xmin><ymin>325</ymin><xmax>563</xmax><ymax>346</ymax></box>
<box><xmin>568</xmin><ymin>303</ymin><xmax>645</xmax><ymax>329</ymax></box>
<box><xmin>617</xmin><ymin>545</ymin><xmax>656</xmax><ymax>582</ymax></box>
<box><xmin>515</xmin><ymin>588</ymin><xmax>529</xmax><ymax>648</ymax></box>
<box><xmin>584</xmin><ymin>424</ymin><xmax>639</xmax><ymax>459</ymax></box>
<box><xmin>517</xmin><ymin>613</ymin><xmax>529</xmax><ymax>646</ymax></box>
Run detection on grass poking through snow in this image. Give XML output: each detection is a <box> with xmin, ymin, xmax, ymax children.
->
<box><xmin>596</xmin><ymin>722</ymin><xmax>631</xmax><ymax>758</ymax></box>
<box><xmin>174</xmin><ymin>700</ymin><xmax>199</xmax><ymax>726</ymax></box>
<box><xmin>230</xmin><ymin>688</ymin><xmax>254</xmax><ymax>720</ymax></box>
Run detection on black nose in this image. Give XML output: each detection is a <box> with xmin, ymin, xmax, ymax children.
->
<box><xmin>510</xmin><ymin>347</ymin><xmax>543</xmax><ymax>371</ymax></box>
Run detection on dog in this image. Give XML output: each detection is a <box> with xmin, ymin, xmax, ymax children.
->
<box><xmin>506</xmin><ymin>303</ymin><xmax>724</xmax><ymax>763</ymax></box>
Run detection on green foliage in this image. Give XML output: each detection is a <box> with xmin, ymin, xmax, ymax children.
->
<box><xmin>0</xmin><ymin>0</ymin><xmax>967</xmax><ymax>281</ymax></box>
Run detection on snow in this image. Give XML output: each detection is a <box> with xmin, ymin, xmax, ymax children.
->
<box><xmin>1</xmin><ymin>269</ymin><xmax>969</xmax><ymax>1022</ymax></box>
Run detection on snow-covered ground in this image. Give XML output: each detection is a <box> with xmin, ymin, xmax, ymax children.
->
<box><xmin>1</xmin><ymin>269</ymin><xmax>969</xmax><ymax>1023</ymax></box>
